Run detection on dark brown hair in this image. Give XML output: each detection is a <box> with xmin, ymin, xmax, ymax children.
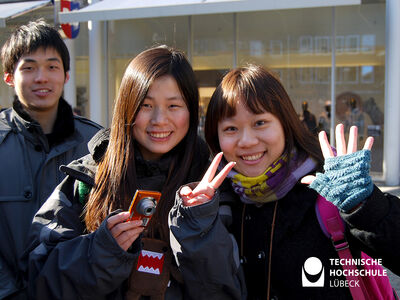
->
<box><xmin>1</xmin><ymin>19</ymin><xmax>69</xmax><ymax>75</ymax></box>
<box><xmin>85</xmin><ymin>46</ymin><xmax>199</xmax><ymax>240</ymax></box>
<box><xmin>205</xmin><ymin>65</ymin><xmax>323</xmax><ymax>167</ymax></box>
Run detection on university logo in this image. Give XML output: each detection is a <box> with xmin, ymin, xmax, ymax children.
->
<box><xmin>302</xmin><ymin>257</ymin><xmax>325</xmax><ymax>287</ymax></box>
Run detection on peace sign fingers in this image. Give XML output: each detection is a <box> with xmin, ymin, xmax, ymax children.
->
<box><xmin>198</xmin><ymin>152</ymin><xmax>224</xmax><ymax>192</ymax></box>
<box><xmin>191</xmin><ymin>152</ymin><xmax>236</xmax><ymax>197</ymax></box>
<box><xmin>211</xmin><ymin>162</ymin><xmax>236</xmax><ymax>189</ymax></box>
<box><xmin>180</xmin><ymin>152</ymin><xmax>236</xmax><ymax>207</ymax></box>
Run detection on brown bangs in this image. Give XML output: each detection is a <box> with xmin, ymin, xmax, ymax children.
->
<box><xmin>220</xmin><ymin>67</ymin><xmax>271</xmax><ymax>118</ymax></box>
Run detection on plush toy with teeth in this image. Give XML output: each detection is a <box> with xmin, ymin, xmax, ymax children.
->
<box><xmin>125</xmin><ymin>238</ymin><xmax>172</xmax><ymax>300</ymax></box>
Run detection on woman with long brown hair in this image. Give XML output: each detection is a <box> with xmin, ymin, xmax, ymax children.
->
<box><xmin>25</xmin><ymin>45</ymin><xmax>209</xmax><ymax>299</ymax></box>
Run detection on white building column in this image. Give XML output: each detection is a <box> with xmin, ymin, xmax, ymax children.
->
<box><xmin>63</xmin><ymin>38</ymin><xmax>76</xmax><ymax>108</ymax></box>
<box><xmin>384</xmin><ymin>0</ymin><xmax>400</xmax><ymax>185</ymax></box>
<box><xmin>88</xmin><ymin>0</ymin><xmax>105</xmax><ymax>126</ymax></box>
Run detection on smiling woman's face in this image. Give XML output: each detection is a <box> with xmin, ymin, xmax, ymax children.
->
<box><xmin>133</xmin><ymin>75</ymin><xmax>190</xmax><ymax>161</ymax></box>
<box><xmin>218</xmin><ymin>100</ymin><xmax>286</xmax><ymax>177</ymax></box>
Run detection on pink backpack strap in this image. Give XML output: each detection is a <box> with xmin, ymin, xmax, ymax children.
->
<box><xmin>316</xmin><ymin>195</ymin><xmax>371</xmax><ymax>300</ymax></box>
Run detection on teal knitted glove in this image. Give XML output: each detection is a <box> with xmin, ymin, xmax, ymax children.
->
<box><xmin>309</xmin><ymin>149</ymin><xmax>373</xmax><ymax>212</ymax></box>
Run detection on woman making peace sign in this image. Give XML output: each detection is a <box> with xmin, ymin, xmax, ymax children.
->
<box><xmin>24</xmin><ymin>46</ymin><xmax>209</xmax><ymax>299</ymax></box>
<box><xmin>169</xmin><ymin>65</ymin><xmax>400</xmax><ymax>300</ymax></box>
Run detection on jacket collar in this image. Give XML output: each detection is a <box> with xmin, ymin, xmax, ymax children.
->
<box><xmin>87</xmin><ymin>128</ymin><xmax>172</xmax><ymax>176</ymax></box>
<box><xmin>61</xmin><ymin>129</ymin><xmax>173</xmax><ymax>186</ymax></box>
<box><xmin>60</xmin><ymin>129</ymin><xmax>110</xmax><ymax>185</ymax></box>
<box><xmin>12</xmin><ymin>97</ymin><xmax>75</xmax><ymax>149</ymax></box>
<box><xmin>134</xmin><ymin>142</ymin><xmax>172</xmax><ymax>178</ymax></box>
<box><xmin>88</xmin><ymin>128</ymin><xmax>110</xmax><ymax>163</ymax></box>
<box><xmin>60</xmin><ymin>154</ymin><xmax>97</xmax><ymax>186</ymax></box>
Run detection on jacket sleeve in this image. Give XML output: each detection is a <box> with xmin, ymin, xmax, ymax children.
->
<box><xmin>169</xmin><ymin>188</ymin><xmax>246</xmax><ymax>300</ymax></box>
<box><xmin>341</xmin><ymin>186</ymin><xmax>400</xmax><ymax>275</ymax></box>
<box><xmin>24</xmin><ymin>176</ymin><xmax>138</xmax><ymax>300</ymax></box>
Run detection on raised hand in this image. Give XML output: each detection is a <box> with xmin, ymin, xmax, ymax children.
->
<box><xmin>107</xmin><ymin>211</ymin><xmax>144</xmax><ymax>251</ymax></box>
<box><xmin>301</xmin><ymin>124</ymin><xmax>374</xmax><ymax>185</ymax></box>
<box><xmin>302</xmin><ymin>124</ymin><xmax>375</xmax><ymax>212</ymax></box>
<box><xmin>180</xmin><ymin>152</ymin><xmax>236</xmax><ymax>207</ymax></box>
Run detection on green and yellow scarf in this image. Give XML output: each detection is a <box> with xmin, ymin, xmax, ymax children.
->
<box><xmin>226</xmin><ymin>150</ymin><xmax>317</xmax><ymax>204</ymax></box>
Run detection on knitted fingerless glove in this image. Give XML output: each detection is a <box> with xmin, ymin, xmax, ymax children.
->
<box><xmin>309</xmin><ymin>149</ymin><xmax>373</xmax><ymax>212</ymax></box>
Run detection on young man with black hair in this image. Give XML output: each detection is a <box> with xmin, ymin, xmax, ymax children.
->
<box><xmin>0</xmin><ymin>20</ymin><xmax>101</xmax><ymax>299</ymax></box>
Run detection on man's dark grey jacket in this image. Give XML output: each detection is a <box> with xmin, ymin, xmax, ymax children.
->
<box><xmin>0</xmin><ymin>98</ymin><xmax>101</xmax><ymax>299</ymax></box>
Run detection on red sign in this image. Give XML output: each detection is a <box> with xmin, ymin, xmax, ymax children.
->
<box><xmin>60</xmin><ymin>0</ymin><xmax>80</xmax><ymax>39</ymax></box>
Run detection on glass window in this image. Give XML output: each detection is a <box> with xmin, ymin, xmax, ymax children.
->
<box><xmin>100</xmin><ymin>3</ymin><xmax>385</xmax><ymax>173</ymax></box>
<box><xmin>192</xmin><ymin>14</ymin><xmax>235</xmax><ymax>135</ymax></box>
<box><xmin>107</xmin><ymin>17</ymin><xmax>189</xmax><ymax>115</ymax></box>
<box><xmin>234</xmin><ymin>4</ymin><xmax>384</xmax><ymax>173</ymax></box>
<box><xmin>192</xmin><ymin>14</ymin><xmax>234</xmax><ymax>71</ymax></box>
<box><xmin>238</xmin><ymin>7</ymin><xmax>333</xmax><ymax>138</ymax></box>
<box><xmin>336</xmin><ymin>3</ymin><xmax>385</xmax><ymax>173</ymax></box>
<box><xmin>73</xmin><ymin>24</ymin><xmax>90</xmax><ymax>118</ymax></box>
<box><xmin>0</xmin><ymin>6</ymin><xmax>54</xmax><ymax>109</ymax></box>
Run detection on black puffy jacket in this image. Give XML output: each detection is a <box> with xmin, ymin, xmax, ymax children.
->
<box><xmin>24</xmin><ymin>130</ymin><xmax>210</xmax><ymax>299</ymax></box>
<box><xmin>170</xmin><ymin>179</ymin><xmax>400</xmax><ymax>300</ymax></box>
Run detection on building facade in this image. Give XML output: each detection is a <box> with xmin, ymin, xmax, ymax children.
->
<box><xmin>1</xmin><ymin>0</ymin><xmax>399</xmax><ymax>185</ymax></box>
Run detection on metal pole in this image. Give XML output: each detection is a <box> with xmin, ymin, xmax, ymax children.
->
<box><xmin>330</xmin><ymin>7</ymin><xmax>336</xmax><ymax>146</ymax></box>
<box><xmin>383</xmin><ymin>0</ymin><xmax>400</xmax><ymax>185</ymax></box>
<box><xmin>63</xmin><ymin>38</ymin><xmax>76</xmax><ymax>108</ymax></box>
<box><xmin>103</xmin><ymin>20</ymin><xmax>109</xmax><ymax>127</ymax></box>
<box><xmin>89</xmin><ymin>18</ymin><xmax>104</xmax><ymax>125</ymax></box>
<box><xmin>187</xmin><ymin>15</ymin><xmax>192</xmax><ymax>63</ymax></box>
<box><xmin>233</xmin><ymin>13</ymin><xmax>237</xmax><ymax>68</ymax></box>
<box><xmin>53</xmin><ymin>0</ymin><xmax>58</xmax><ymax>26</ymax></box>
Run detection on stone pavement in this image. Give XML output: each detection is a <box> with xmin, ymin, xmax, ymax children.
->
<box><xmin>375</xmin><ymin>182</ymin><xmax>400</xmax><ymax>296</ymax></box>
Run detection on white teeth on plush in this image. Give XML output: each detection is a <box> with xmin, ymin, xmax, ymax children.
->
<box><xmin>242</xmin><ymin>153</ymin><xmax>263</xmax><ymax>161</ymax></box>
<box><xmin>137</xmin><ymin>266</ymin><xmax>161</xmax><ymax>275</ymax></box>
<box><xmin>141</xmin><ymin>250</ymin><xmax>164</xmax><ymax>259</ymax></box>
<box><xmin>149</xmin><ymin>132</ymin><xmax>171</xmax><ymax>138</ymax></box>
